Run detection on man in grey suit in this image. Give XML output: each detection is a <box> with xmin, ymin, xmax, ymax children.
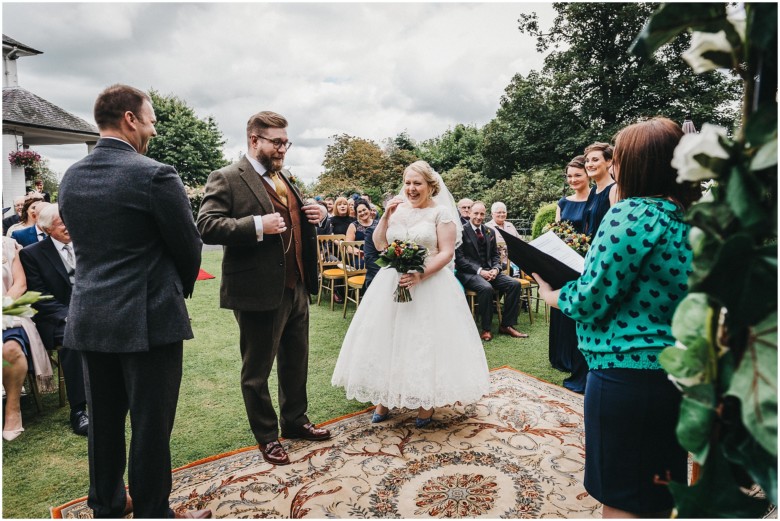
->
<box><xmin>197</xmin><ymin>111</ymin><xmax>330</xmax><ymax>467</ymax></box>
<box><xmin>59</xmin><ymin>84</ymin><xmax>210</xmax><ymax>519</ymax></box>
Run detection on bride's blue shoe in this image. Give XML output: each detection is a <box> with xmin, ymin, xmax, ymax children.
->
<box><xmin>415</xmin><ymin>409</ymin><xmax>435</xmax><ymax>428</ymax></box>
<box><xmin>372</xmin><ymin>408</ymin><xmax>389</xmax><ymax>423</ymax></box>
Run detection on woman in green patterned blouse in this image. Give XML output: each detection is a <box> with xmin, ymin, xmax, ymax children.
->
<box><xmin>534</xmin><ymin>118</ymin><xmax>700</xmax><ymax>518</ymax></box>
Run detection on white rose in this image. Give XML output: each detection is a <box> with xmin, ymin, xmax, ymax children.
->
<box><xmin>683</xmin><ymin>30</ymin><xmax>733</xmax><ymax>73</ymax></box>
<box><xmin>672</xmin><ymin>123</ymin><xmax>731</xmax><ymax>183</ymax></box>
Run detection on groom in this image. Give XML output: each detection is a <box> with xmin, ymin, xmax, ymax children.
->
<box><xmin>197</xmin><ymin>111</ymin><xmax>330</xmax><ymax>466</ymax></box>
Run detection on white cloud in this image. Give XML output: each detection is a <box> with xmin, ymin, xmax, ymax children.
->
<box><xmin>3</xmin><ymin>2</ymin><xmax>554</xmax><ymax>185</ymax></box>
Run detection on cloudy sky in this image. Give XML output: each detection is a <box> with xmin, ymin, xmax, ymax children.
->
<box><xmin>4</xmin><ymin>2</ymin><xmax>555</xmax><ymax>184</ymax></box>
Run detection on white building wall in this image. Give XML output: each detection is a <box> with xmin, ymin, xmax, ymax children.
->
<box><xmin>2</xmin><ymin>134</ymin><xmax>28</xmax><ymax>211</ymax></box>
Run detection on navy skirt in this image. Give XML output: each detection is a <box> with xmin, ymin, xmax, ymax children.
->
<box><xmin>584</xmin><ymin>368</ymin><xmax>687</xmax><ymax>513</ymax></box>
<box><xmin>3</xmin><ymin>326</ymin><xmax>34</xmax><ymax>372</ymax></box>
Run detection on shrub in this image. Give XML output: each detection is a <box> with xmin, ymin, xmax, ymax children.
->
<box><xmin>531</xmin><ymin>202</ymin><xmax>558</xmax><ymax>239</ymax></box>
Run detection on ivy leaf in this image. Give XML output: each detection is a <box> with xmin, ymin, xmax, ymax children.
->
<box><xmin>694</xmin><ymin>233</ymin><xmax>778</xmax><ymax>326</ymax></box>
<box><xmin>725</xmin><ymin>311</ymin><xmax>778</xmax><ymax>457</ymax></box>
<box><xmin>630</xmin><ymin>3</ymin><xmax>728</xmax><ymax>58</ymax></box>
<box><xmin>744</xmin><ymin>103</ymin><xmax>778</xmax><ymax>148</ymax></box>
<box><xmin>676</xmin><ymin>385</ymin><xmax>717</xmax><ymax>462</ymax></box>
<box><xmin>726</xmin><ymin>166</ymin><xmax>766</xmax><ymax>229</ymax></box>
<box><xmin>669</xmin><ymin>443</ymin><xmax>769</xmax><ymax>518</ymax></box>
<box><xmin>721</xmin><ymin>417</ymin><xmax>779</xmax><ymax>506</ymax></box>
<box><xmin>751</xmin><ymin>138</ymin><xmax>778</xmax><ymax>172</ymax></box>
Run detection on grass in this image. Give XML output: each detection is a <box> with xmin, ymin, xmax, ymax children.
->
<box><xmin>2</xmin><ymin>249</ymin><xmax>566</xmax><ymax>519</ymax></box>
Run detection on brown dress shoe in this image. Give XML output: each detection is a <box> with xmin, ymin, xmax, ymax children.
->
<box><xmin>175</xmin><ymin>509</ymin><xmax>213</xmax><ymax>518</ymax></box>
<box><xmin>259</xmin><ymin>440</ymin><xmax>291</xmax><ymax>465</ymax></box>
<box><xmin>282</xmin><ymin>422</ymin><xmax>331</xmax><ymax>441</ymax></box>
<box><xmin>499</xmin><ymin>325</ymin><xmax>529</xmax><ymax>338</ymax></box>
<box><xmin>480</xmin><ymin>330</ymin><xmax>492</xmax><ymax>342</ymax></box>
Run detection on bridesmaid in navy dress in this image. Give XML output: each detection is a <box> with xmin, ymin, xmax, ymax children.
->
<box><xmin>549</xmin><ymin>156</ymin><xmax>591</xmax><ymax>393</ymax></box>
<box><xmin>582</xmin><ymin>142</ymin><xmax>617</xmax><ymax>237</ymax></box>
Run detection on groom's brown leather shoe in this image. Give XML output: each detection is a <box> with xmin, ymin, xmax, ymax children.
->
<box><xmin>259</xmin><ymin>440</ymin><xmax>290</xmax><ymax>465</ymax></box>
<box><xmin>480</xmin><ymin>330</ymin><xmax>492</xmax><ymax>342</ymax></box>
<box><xmin>282</xmin><ymin>422</ymin><xmax>331</xmax><ymax>441</ymax></box>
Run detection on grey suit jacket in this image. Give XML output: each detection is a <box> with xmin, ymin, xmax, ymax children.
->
<box><xmin>58</xmin><ymin>138</ymin><xmax>202</xmax><ymax>353</ymax></box>
<box><xmin>196</xmin><ymin>156</ymin><xmax>318</xmax><ymax>311</ymax></box>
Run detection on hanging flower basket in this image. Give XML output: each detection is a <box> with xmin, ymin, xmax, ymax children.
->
<box><xmin>8</xmin><ymin>150</ymin><xmax>42</xmax><ymax>168</ymax></box>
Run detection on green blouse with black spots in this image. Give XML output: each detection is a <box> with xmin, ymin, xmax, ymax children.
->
<box><xmin>558</xmin><ymin>197</ymin><xmax>692</xmax><ymax>371</ymax></box>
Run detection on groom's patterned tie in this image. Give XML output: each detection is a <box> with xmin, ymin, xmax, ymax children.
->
<box><xmin>269</xmin><ymin>171</ymin><xmax>288</xmax><ymax>206</ymax></box>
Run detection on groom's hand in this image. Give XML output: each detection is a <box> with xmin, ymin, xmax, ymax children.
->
<box><xmin>302</xmin><ymin>203</ymin><xmax>325</xmax><ymax>225</ymax></box>
<box><xmin>262</xmin><ymin>213</ymin><xmax>287</xmax><ymax>234</ymax></box>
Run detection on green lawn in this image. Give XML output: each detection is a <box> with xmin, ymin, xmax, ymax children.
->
<box><xmin>2</xmin><ymin>249</ymin><xmax>566</xmax><ymax>519</ymax></box>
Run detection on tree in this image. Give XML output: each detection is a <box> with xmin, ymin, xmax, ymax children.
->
<box><xmin>315</xmin><ymin>134</ymin><xmax>391</xmax><ymax>198</ymax></box>
<box><xmin>146</xmin><ymin>90</ymin><xmax>229</xmax><ymax>186</ymax></box>
<box><xmin>483</xmin><ymin>3</ymin><xmax>743</xmax><ymax>180</ymax></box>
<box><xmin>416</xmin><ymin>124</ymin><xmax>485</xmax><ymax>175</ymax></box>
<box><xmin>480</xmin><ymin>166</ymin><xmax>563</xmax><ymax>222</ymax></box>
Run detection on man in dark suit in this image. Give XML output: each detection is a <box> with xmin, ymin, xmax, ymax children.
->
<box><xmin>11</xmin><ymin>201</ymin><xmax>51</xmax><ymax>247</ymax></box>
<box><xmin>32</xmin><ymin>179</ymin><xmax>52</xmax><ymax>202</ymax></box>
<box><xmin>18</xmin><ymin>204</ymin><xmax>88</xmax><ymax>435</ymax></box>
<box><xmin>2</xmin><ymin>196</ymin><xmax>25</xmax><ymax>234</ymax></box>
<box><xmin>197</xmin><ymin>111</ymin><xmax>330</xmax><ymax>467</ymax></box>
<box><xmin>455</xmin><ymin>201</ymin><xmax>528</xmax><ymax>342</ymax></box>
<box><xmin>58</xmin><ymin>84</ymin><xmax>209</xmax><ymax>519</ymax></box>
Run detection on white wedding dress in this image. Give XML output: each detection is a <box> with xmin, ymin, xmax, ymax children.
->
<box><xmin>331</xmin><ymin>203</ymin><xmax>490</xmax><ymax>410</ymax></box>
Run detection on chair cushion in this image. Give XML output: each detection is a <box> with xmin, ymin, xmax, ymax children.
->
<box><xmin>347</xmin><ymin>275</ymin><xmax>365</xmax><ymax>286</ymax></box>
<box><xmin>323</xmin><ymin>269</ymin><xmax>343</xmax><ymax>278</ymax></box>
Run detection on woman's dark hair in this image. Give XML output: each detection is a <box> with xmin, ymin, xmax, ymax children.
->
<box><xmin>565</xmin><ymin>154</ymin><xmax>586</xmax><ymax>175</ymax></box>
<box><xmin>93</xmin><ymin>84</ymin><xmax>151</xmax><ymax>130</ymax></box>
<box><xmin>354</xmin><ymin>198</ymin><xmax>371</xmax><ymax>216</ymax></box>
<box><xmin>19</xmin><ymin>195</ymin><xmax>43</xmax><ymax>223</ymax></box>
<box><xmin>613</xmin><ymin>117</ymin><xmax>700</xmax><ymax>210</ymax></box>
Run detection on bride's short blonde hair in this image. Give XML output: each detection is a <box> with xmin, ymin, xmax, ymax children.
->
<box><xmin>404</xmin><ymin>160</ymin><xmax>440</xmax><ymax>197</ymax></box>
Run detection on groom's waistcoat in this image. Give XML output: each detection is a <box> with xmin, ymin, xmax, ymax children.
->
<box><xmin>262</xmin><ymin>180</ymin><xmax>304</xmax><ymax>289</ymax></box>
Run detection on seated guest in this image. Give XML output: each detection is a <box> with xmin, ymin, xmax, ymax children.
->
<box><xmin>2</xmin><ymin>235</ymin><xmax>54</xmax><ymax>442</ymax></box>
<box><xmin>330</xmin><ymin>196</ymin><xmax>354</xmax><ymax>235</ymax></box>
<box><xmin>456</xmin><ymin>198</ymin><xmax>473</xmax><ymax>225</ymax></box>
<box><xmin>345</xmin><ymin>199</ymin><xmax>376</xmax><ymax>270</ymax></box>
<box><xmin>11</xmin><ymin>201</ymin><xmax>51</xmax><ymax>247</ymax></box>
<box><xmin>455</xmin><ymin>201</ymin><xmax>528</xmax><ymax>341</ymax></box>
<box><xmin>2</xmin><ymin>196</ymin><xmax>25</xmax><ymax>235</ymax></box>
<box><xmin>485</xmin><ymin>201</ymin><xmax>520</xmax><ymax>271</ymax></box>
<box><xmin>6</xmin><ymin>195</ymin><xmax>44</xmax><ymax>238</ymax></box>
<box><xmin>18</xmin><ymin>204</ymin><xmax>89</xmax><ymax>436</ymax></box>
<box><xmin>324</xmin><ymin>197</ymin><xmax>335</xmax><ymax>216</ymax></box>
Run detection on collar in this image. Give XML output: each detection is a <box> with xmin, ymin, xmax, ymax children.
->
<box><xmin>50</xmin><ymin>236</ymin><xmax>72</xmax><ymax>252</ymax></box>
<box><xmin>245</xmin><ymin>154</ymin><xmax>267</xmax><ymax>176</ymax></box>
<box><xmin>101</xmin><ymin>136</ymin><xmax>137</xmax><ymax>152</ymax></box>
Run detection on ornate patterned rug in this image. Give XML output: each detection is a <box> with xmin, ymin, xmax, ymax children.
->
<box><xmin>52</xmin><ymin>366</ymin><xmax>600</xmax><ymax>518</ymax></box>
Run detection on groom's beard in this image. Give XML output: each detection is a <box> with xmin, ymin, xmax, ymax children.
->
<box><xmin>257</xmin><ymin>149</ymin><xmax>284</xmax><ymax>172</ymax></box>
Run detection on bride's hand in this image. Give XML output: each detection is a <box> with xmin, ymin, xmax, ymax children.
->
<box><xmin>383</xmin><ymin>197</ymin><xmax>404</xmax><ymax>219</ymax></box>
<box><xmin>399</xmin><ymin>272</ymin><xmax>422</xmax><ymax>288</ymax></box>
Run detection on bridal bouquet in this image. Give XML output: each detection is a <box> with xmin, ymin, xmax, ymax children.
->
<box><xmin>542</xmin><ymin>220</ymin><xmax>591</xmax><ymax>257</ymax></box>
<box><xmin>376</xmin><ymin>240</ymin><xmax>428</xmax><ymax>303</ymax></box>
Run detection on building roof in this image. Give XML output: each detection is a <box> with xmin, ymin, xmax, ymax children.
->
<box><xmin>2</xmin><ymin>35</ymin><xmax>42</xmax><ymax>56</ymax></box>
<box><xmin>3</xmin><ymin>86</ymin><xmax>98</xmax><ymax>136</ymax></box>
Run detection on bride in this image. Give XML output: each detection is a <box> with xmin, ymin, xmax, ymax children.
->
<box><xmin>331</xmin><ymin>160</ymin><xmax>490</xmax><ymax>427</ymax></box>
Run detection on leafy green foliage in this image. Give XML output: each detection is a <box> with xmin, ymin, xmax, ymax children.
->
<box><xmin>481</xmin><ymin>3</ymin><xmax>742</xmax><ymax>181</ymax></box>
<box><xmin>415</xmin><ymin>124</ymin><xmax>484</xmax><ymax>175</ymax></box>
<box><xmin>146</xmin><ymin>90</ymin><xmax>229</xmax><ymax>187</ymax></box>
<box><xmin>315</xmin><ymin>134</ymin><xmax>392</xmax><ymax>198</ymax></box>
<box><xmin>480</xmin><ymin>166</ymin><xmax>563</xmax><ymax>222</ymax></box>
<box><xmin>530</xmin><ymin>202</ymin><xmax>557</xmax><ymax>239</ymax></box>
<box><xmin>636</xmin><ymin>3</ymin><xmax>777</xmax><ymax>514</ymax></box>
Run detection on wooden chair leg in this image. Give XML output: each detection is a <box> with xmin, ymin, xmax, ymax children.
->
<box><xmin>496</xmin><ymin>292</ymin><xmax>503</xmax><ymax>325</ymax></box>
<box><xmin>342</xmin><ymin>285</ymin><xmax>349</xmax><ymax>318</ymax></box>
<box><xmin>24</xmin><ymin>372</ymin><xmax>42</xmax><ymax>414</ymax></box>
<box><xmin>525</xmin><ymin>288</ymin><xmax>534</xmax><ymax>325</ymax></box>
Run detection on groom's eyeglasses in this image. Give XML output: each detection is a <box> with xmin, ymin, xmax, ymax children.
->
<box><xmin>252</xmin><ymin>135</ymin><xmax>293</xmax><ymax>151</ymax></box>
